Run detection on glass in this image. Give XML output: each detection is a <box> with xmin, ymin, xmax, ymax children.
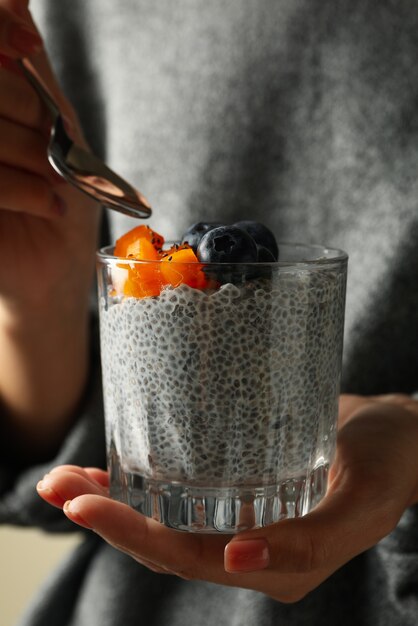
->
<box><xmin>97</xmin><ymin>243</ymin><xmax>348</xmax><ymax>533</ymax></box>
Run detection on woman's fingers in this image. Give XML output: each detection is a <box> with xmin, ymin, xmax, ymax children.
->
<box><xmin>0</xmin><ymin>64</ymin><xmax>46</xmax><ymax>130</ymax></box>
<box><xmin>49</xmin><ymin>465</ymin><xmax>110</xmax><ymax>488</ymax></box>
<box><xmin>4</xmin><ymin>0</ymin><xmax>29</xmax><ymax>19</ymax></box>
<box><xmin>59</xmin><ymin>490</ymin><xmax>362</xmax><ymax>599</ymax></box>
<box><xmin>225</xmin><ymin>482</ymin><xmax>394</xmax><ymax>579</ymax></box>
<box><xmin>0</xmin><ymin>68</ymin><xmax>68</xmax><ymax>219</ymax></box>
<box><xmin>83</xmin><ymin>467</ymin><xmax>110</xmax><ymax>488</ymax></box>
<box><xmin>0</xmin><ymin>78</ymin><xmax>61</xmax><ymax>217</ymax></box>
<box><xmin>41</xmin><ymin>468</ymin><xmax>227</xmax><ymax>579</ymax></box>
<box><xmin>62</xmin><ymin>494</ymin><xmax>228</xmax><ymax>577</ymax></box>
<box><xmin>0</xmin><ymin>3</ymin><xmax>80</xmax><ymax>137</ymax></box>
<box><xmin>37</xmin><ymin>467</ymin><xmax>108</xmax><ymax>509</ymax></box>
<box><xmin>225</xmin><ymin>397</ymin><xmax>418</xmax><ymax>601</ymax></box>
<box><xmin>0</xmin><ymin>57</ymin><xmax>63</xmax><ymax>221</ymax></box>
<box><xmin>0</xmin><ymin>4</ymin><xmax>42</xmax><ymax>57</ymax></box>
<box><xmin>0</xmin><ymin>163</ymin><xmax>63</xmax><ymax>217</ymax></box>
<box><xmin>0</xmin><ymin>118</ymin><xmax>54</xmax><ymax>179</ymax></box>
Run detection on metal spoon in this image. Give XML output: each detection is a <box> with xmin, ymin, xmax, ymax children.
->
<box><xmin>18</xmin><ymin>58</ymin><xmax>152</xmax><ymax>219</ymax></box>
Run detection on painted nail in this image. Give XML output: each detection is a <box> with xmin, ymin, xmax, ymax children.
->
<box><xmin>63</xmin><ymin>501</ymin><xmax>93</xmax><ymax>530</ymax></box>
<box><xmin>8</xmin><ymin>23</ymin><xmax>43</xmax><ymax>54</ymax></box>
<box><xmin>224</xmin><ymin>539</ymin><xmax>270</xmax><ymax>573</ymax></box>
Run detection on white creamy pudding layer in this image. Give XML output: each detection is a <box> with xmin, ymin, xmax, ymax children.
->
<box><xmin>99</xmin><ymin>270</ymin><xmax>346</xmax><ymax>487</ymax></box>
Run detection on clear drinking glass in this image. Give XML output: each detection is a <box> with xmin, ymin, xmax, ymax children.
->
<box><xmin>97</xmin><ymin>243</ymin><xmax>348</xmax><ymax>533</ymax></box>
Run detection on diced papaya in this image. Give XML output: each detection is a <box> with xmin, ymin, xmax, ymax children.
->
<box><xmin>123</xmin><ymin>263</ymin><xmax>163</xmax><ymax>298</ymax></box>
<box><xmin>115</xmin><ymin>237</ymin><xmax>165</xmax><ymax>298</ymax></box>
<box><xmin>114</xmin><ymin>225</ymin><xmax>164</xmax><ymax>258</ymax></box>
<box><xmin>161</xmin><ymin>247</ymin><xmax>207</xmax><ymax>288</ymax></box>
<box><xmin>113</xmin><ymin>230</ymin><xmax>210</xmax><ymax>297</ymax></box>
<box><xmin>159</xmin><ymin>243</ymin><xmax>191</xmax><ymax>259</ymax></box>
<box><xmin>128</xmin><ymin>237</ymin><xmax>161</xmax><ymax>262</ymax></box>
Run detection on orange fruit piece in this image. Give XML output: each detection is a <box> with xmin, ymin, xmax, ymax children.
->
<box><xmin>161</xmin><ymin>247</ymin><xmax>207</xmax><ymax>288</ymax></box>
<box><xmin>113</xmin><ymin>229</ymin><xmax>210</xmax><ymax>297</ymax></box>
<box><xmin>118</xmin><ymin>237</ymin><xmax>165</xmax><ymax>298</ymax></box>
<box><xmin>114</xmin><ymin>225</ymin><xmax>164</xmax><ymax>258</ymax></box>
<box><xmin>159</xmin><ymin>243</ymin><xmax>191</xmax><ymax>259</ymax></box>
<box><xmin>123</xmin><ymin>263</ymin><xmax>163</xmax><ymax>298</ymax></box>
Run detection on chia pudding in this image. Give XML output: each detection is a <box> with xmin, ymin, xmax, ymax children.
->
<box><xmin>98</xmin><ymin>243</ymin><xmax>347</xmax><ymax>532</ymax></box>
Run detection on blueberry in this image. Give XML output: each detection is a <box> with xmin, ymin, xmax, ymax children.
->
<box><xmin>233</xmin><ymin>221</ymin><xmax>279</xmax><ymax>261</ymax></box>
<box><xmin>256</xmin><ymin>245</ymin><xmax>276</xmax><ymax>262</ymax></box>
<box><xmin>197</xmin><ymin>226</ymin><xmax>258</xmax><ymax>263</ymax></box>
<box><xmin>181</xmin><ymin>222</ymin><xmax>223</xmax><ymax>252</ymax></box>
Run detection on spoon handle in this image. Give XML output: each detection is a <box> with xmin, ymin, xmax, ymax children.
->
<box><xmin>17</xmin><ymin>58</ymin><xmax>153</xmax><ymax>220</ymax></box>
<box><xmin>17</xmin><ymin>58</ymin><xmax>60</xmax><ymax>120</ymax></box>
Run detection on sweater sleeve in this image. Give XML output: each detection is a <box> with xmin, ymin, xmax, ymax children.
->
<box><xmin>0</xmin><ymin>317</ymin><xmax>106</xmax><ymax>533</ymax></box>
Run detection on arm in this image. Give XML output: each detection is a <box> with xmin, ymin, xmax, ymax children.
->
<box><xmin>0</xmin><ymin>0</ymin><xmax>100</xmax><ymax>461</ymax></box>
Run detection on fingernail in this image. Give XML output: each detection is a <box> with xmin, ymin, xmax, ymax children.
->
<box><xmin>8</xmin><ymin>23</ymin><xmax>43</xmax><ymax>54</ymax></box>
<box><xmin>36</xmin><ymin>473</ymin><xmax>51</xmax><ymax>490</ymax></box>
<box><xmin>224</xmin><ymin>539</ymin><xmax>270</xmax><ymax>573</ymax></box>
<box><xmin>63</xmin><ymin>500</ymin><xmax>93</xmax><ymax>529</ymax></box>
<box><xmin>52</xmin><ymin>194</ymin><xmax>67</xmax><ymax>216</ymax></box>
<box><xmin>36</xmin><ymin>478</ymin><xmax>66</xmax><ymax>507</ymax></box>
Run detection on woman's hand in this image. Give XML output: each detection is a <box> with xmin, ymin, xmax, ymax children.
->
<box><xmin>37</xmin><ymin>393</ymin><xmax>418</xmax><ymax>603</ymax></box>
<box><xmin>0</xmin><ymin>1</ymin><xmax>100</xmax><ymax>454</ymax></box>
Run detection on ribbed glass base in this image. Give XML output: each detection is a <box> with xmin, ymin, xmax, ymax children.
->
<box><xmin>109</xmin><ymin>456</ymin><xmax>329</xmax><ymax>533</ymax></box>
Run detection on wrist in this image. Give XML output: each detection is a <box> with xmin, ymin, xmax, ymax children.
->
<box><xmin>0</xmin><ymin>295</ymin><xmax>92</xmax><ymax>459</ymax></box>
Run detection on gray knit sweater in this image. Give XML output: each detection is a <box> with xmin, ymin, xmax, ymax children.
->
<box><xmin>1</xmin><ymin>1</ymin><xmax>418</xmax><ymax>624</ymax></box>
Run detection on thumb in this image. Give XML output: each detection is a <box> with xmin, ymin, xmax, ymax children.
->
<box><xmin>224</xmin><ymin>479</ymin><xmax>399</xmax><ymax>576</ymax></box>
